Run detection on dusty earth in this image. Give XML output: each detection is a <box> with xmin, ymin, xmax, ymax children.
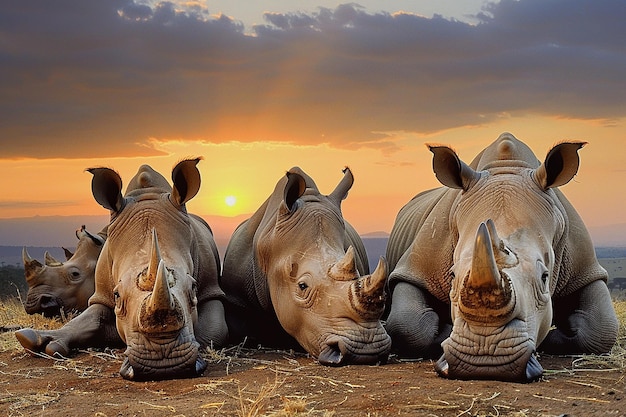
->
<box><xmin>0</xmin><ymin>334</ymin><xmax>624</xmax><ymax>417</ymax></box>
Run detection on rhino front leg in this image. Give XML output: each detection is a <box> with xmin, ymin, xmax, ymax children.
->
<box><xmin>385</xmin><ymin>282</ymin><xmax>451</xmax><ymax>358</ymax></box>
<box><xmin>195</xmin><ymin>299</ymin><xmax>229</xmax><ymax>349</ymax></box>
<box><xmin>540</xmin><ymin>280</ymin><xmax>618</xmax><ymax>355</ymax></box>
<box><xmin>15</xmin><ymin>304</ymin><xmax>122</xmax><ymax>357</ymax></box>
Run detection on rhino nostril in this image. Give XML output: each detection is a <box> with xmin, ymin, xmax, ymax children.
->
<box><xmin>318</xmin><ymin>341</ymin><xmax>345</xmax><ymax>366</ymax></box>
<box><xmin>39</xmin><ymin>295</ymin><xmax>60</xmax><ymax>308</ymax></box>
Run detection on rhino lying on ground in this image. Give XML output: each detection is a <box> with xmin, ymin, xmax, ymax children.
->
<box><xmin>22</xmin><ymin>225</ymin><xmax>105</xmax><ymax>317</ymax></box>
<box><xmin>16</xmin><ymin>159</ymin><xmax>228</xmax><ymax>380</ymax></box>
<box><xmin>222</xmin><ymin>167</ymin><xmax>391</xmax><ymax>365</ymax></box>
<box><xmin>385</xmin><ymin>133</ymin><xmax>618</xmax><ymax>382</ymax></box>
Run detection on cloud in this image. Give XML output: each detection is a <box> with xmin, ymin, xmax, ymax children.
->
<box><xmin>1</xmin><ymin>0</ymin><xmax>624</xmax><ymax>159</ymax></box>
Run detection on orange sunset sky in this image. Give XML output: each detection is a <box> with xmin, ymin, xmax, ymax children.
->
<box><xmin>1</xmin><ymin>0</ymin><xmax>625</xmax><ymax>246</ymax></box>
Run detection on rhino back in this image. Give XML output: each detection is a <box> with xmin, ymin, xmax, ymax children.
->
<box><xmin>188</xmin><ymin>214</ymin><xmax>224</xmax><ymax>304</ymax></box>
<box><xmin>386</xmin><ymin>186</ymin><xmax>458</xmax><ymax>303</ymax></box>
<box><xmin>222</xmin><ymin>215</ymin><xmax>300</xmax><ymax>348</ymax></box>
<box><xmin>551</xmin><ymin>188</ymin><xmax>608</xmax><ymax>297</ymax></box>
<box><xmin>221</xmin><ymin>218</ymin><xmax>270</xmax><ymax>312</ymax></box>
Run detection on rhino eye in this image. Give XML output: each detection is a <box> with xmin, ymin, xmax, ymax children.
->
<box><xmin>71</xmin><ymin>271</ymin><xmax>80</xmax><ymax>278</ymax></box>
<box><xmin>541</xmin><ymin>271</ymin><xmax>549</xmax><ymax>285</ymax></box>
<box><xmin>298</xmin><ymin>281</ymin><xmax>308</xmax><ymax>291</ymax></box>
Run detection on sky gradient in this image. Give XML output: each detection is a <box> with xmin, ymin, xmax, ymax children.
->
<box><xmin>1</xmin><ymin>0</ymin><xmax>625</xmax><ymax>245</ymax></box>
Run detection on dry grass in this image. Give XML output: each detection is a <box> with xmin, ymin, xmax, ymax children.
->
<box><xmin>2</xmin><ymin>296</ymin><xmax>626</xmax><ymax>370</ymax></box>
<box><xmin>0</xmin><ymin>296</ymin><xmax>624</xmax><ymax>416</ymax></box>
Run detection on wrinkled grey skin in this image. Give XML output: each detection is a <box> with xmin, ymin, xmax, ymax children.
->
<box><xmin>22</xmin><ymin>225</ymin><xmax>105</xmax><ymax>317</ymax></box>
<box><xmin>385</xmin><ymin>133</ymin><xmax>618</xmax><ymax>382</ymax></box>
<box><xmin>16</xmin><ymin>159</ymin><xmax>228</xmax><ymax>381</ymax></box>
<box><xmin>222</xmin><ymin>167</ymin><xmax>390</xmax><ymax>366</ymax></box>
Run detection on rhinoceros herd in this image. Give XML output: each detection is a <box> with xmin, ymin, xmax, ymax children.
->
<box><xmin>16</xmin><ymin>133</ymin><xmax>618</xmax><ymax>383</ymax></box>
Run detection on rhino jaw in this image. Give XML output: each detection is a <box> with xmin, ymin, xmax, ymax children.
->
<box><xmin>317</xmin><ymin>329</ymin><xmax>391</xmax><ymax>366</ymax></box>
<box><xmin>119</xmin><ymin>355</ymin><xmax>207</xmax><ymax>381</ymax></box>
<box><xmin>434</xmin><ymin>351</ymin><xmax>543</xmax><ymax>383</ymax></box>
<box><xmin>24</xmin><ymin>294</ymin><xmax>64</xmax><ymax>317</ymax></box>
<box><xmin>434</xmin><ymin>319</ymin><xmax>543</xmax><ymax>382</ymax></box>
<box><xmin>119</xmin><ymin>336</ymin><xmax>206</xmax><ymax>381</ymax></box>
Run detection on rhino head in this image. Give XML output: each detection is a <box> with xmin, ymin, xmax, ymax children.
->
<box><xmin>88</xmin><ymin>159</ymin><xmax>207</xmax><ymax>380</ymax></box>
<box><xmin>429</xmin><ymin>134</ymin><xmax>585</xmax><ymax>382</ymax></box>
<box><xmin>22</xmin><ymin>225</ymin><xmax>104</xmax><ymax>317</ymax></box>
<box><xmin>257</xmin><ymin>167</ymin><xmax>390</xmax><ymax>365</ymax></box>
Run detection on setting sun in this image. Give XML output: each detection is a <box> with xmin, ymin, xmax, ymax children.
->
<box><xmin>225</xmin><ymin>195</ymin><xmax>237</xmax><ymax>207</ymax></box>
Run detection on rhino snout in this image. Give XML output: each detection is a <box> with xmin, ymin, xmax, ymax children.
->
<box><xmin>119</xmin><ymin>354</ymin><xmax>207</xmax><ymax>381</ymax></box>
<box><xmin>317</xmin><ymin>332</ymin><xmax>391</xmax><ymax>366</ymax></box>
<box><xmin>24</xmin><ymin>294</ymin><xmax>63</xmax><ymax>317</ymax></box>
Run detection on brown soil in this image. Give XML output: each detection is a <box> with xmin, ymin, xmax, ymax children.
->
<box><xmin>1</xmin><ymin>338</ymin><xmax>623</xmax><ymax>417</ymax></box>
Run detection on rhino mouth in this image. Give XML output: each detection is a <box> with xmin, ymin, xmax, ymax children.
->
<box><xmin>317</xmin><ymin>327</ymin><xmax>392</xmax><ymax>366</ymax></box>
<box><xmin>119</xmin><ymin>330</ymin><xmax>206</xmax><ymax>381</ymax></box>
<box><xmin>24</xmin><ymin>294</ymin><xmax>64</xmax><ymax>317</ymax></box>
<box><xmin>433</xmin><ymin>318</ymin><xmax>543</xmax><ymax>382</ymax></box>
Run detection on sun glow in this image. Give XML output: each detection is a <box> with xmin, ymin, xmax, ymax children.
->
<box><xmin>225</xmin><ymin>195</ymin><xmax>237</xmax><ymax>207</ymax></box>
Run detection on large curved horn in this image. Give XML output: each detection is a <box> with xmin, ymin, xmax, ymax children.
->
<box><xmin>484</xmin><ymin>218</ymin><xmax>503</xmax><ymax>253</ymax></box>
<box><xmin>349</xmin><ymin>257</ymin><xmax>387</xmax><ymax>320</ymax></box>
<box><xmin>140</xmin><ymin>259</ymin><xmax>183</xmax><ymax>333</ymax></box>
<box><xmin>460</xmin><ymin>221</ymin><xmax>514</xmax><ymax>322</ymax></box>
<box><xmin>329</xmin><ymin>246</ymin><xmax>359</xmax><ymax>281</ymax></box>
<box><xmin>22</xmin><ymin>247</ymin><xmax>43</xmax><ymax>279</ymax></box>
<box><xmin>44</xmin><ymin>251</ymin><xmax>63</xmax><ymax>267</ymax></box>
<box><xmin>328</xmin><ymin>167</ymin><xmax>354</xmax><ymax>205</ymax></box>
<box><xmin>139</xmin><ymin>229</ymin><xmax>161</xmax><ymax>291</ymax></box>
<box><xmin>468</xmin><ymin>222</ymin><xmax>501</xmax><ymax>290</ymax></box>
<box><xmin>148</xmin><ymin>260</ymin><xmax>175</xmax><ymax>313</ymax></box>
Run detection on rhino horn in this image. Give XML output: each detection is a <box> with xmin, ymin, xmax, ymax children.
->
<box><xmin>329</xmin><ymin>246</ymin><xmax>359</xmax><ymax>281</ymax></box>
<box><xmin>468</xmin><ymin>222</ymin><xmax>501</xmax><ymax>290</ymax></box>
<box><xmin>349</xmin><ymin>257</ymin><xmax>387</xmax><ymax>320</ymax></box>
<box><xmin>328</xmin><ymin>167</ymin><xmax>354</xmax><ymax>205</ymax></box>
<box><xmin>22</xmin><ymin>247</ymin><xmax>44</xmax><ymax>279</ymax></box>
<box><xmin>62</xmin><ymin>247</ymin><xmax>74</xmax><ymax>261</ymax></box>
<box><xmin>44</xmin><ymin>251</ymin><xmax>63</xmax><ymax>267</ymax></box>
<box><xmin>148</xmin><ymin>260</ymin><xmax>175</xmax><ymax>313</ymax></box>
<box><xmin>139</xmin><ymin>229</ymin><xmax>161</xmax><ymax>291</ymax></box>
<box><xmin>140</xmin><ymin>259</ymin><xmax>183</xmax><ymax>333</ymax></box>
<box><xmin>484</xmin><ymin>218</ymin><xmax>504</xmax><ymax>253</ymax></box>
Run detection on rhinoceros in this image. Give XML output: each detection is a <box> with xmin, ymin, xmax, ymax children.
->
<box><xmin>385</xmin><ymin>133</ymin><xmax>618</xmax><ymax>382</ymax></box>
<box><xmin>221</xmin><ymin>167</ymin><xmax>391</xmax><ymax>365</ymax></box>
<box><xmin>16</xmin><ymin>159</ymin><xmax>228</xmax><ymax>380</ymax></box>
<box><xmin>22</xmin><ymin>225</ymin><xmax>105</xmax><ymax>317</ymax></box>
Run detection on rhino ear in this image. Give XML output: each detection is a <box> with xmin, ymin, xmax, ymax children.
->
<box><xmin>328</xmin><ymin>167</ymin><xmax>354</xmax><ymax>206</ymax></box>
<box><xmin>429</xmin><ymin>145</ymin><xmax>480</xmax><ymax>191</ymax></box>
<box><xmin>283</xmin><ymin>171</ymin><xmax>307</xmax><ymax>213</ymax></box>
<box><xmin>171</xmin><ymin>158</ymin><xmax>202</xmax><ymax>206</ymax></box>
<box><xmin>535</xmin><ymin>142</ymin><xmax>586</xmax><ymax>190</ymax></box>
<box><xmin>87</xmin><ymin>167</ymin><xmax>124</xmax><ymax>212</ymax></box>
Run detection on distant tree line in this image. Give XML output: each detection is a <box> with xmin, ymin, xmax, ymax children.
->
<box><xmin>0</xmin><ymin>265</ymin><xmax>27</xmax><ymax>300</ymax></box>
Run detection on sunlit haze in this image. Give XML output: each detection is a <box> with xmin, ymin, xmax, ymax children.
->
<box><xmin>1</xmin><ymin>0</ymin><xmax>625</xmax><ymax>246</ymax></box>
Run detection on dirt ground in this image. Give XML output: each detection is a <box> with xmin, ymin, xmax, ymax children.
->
<box><xmin>1</xmin><ymin>335</ymin><xmax>623</xmax><ymax>417</ymax></box>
